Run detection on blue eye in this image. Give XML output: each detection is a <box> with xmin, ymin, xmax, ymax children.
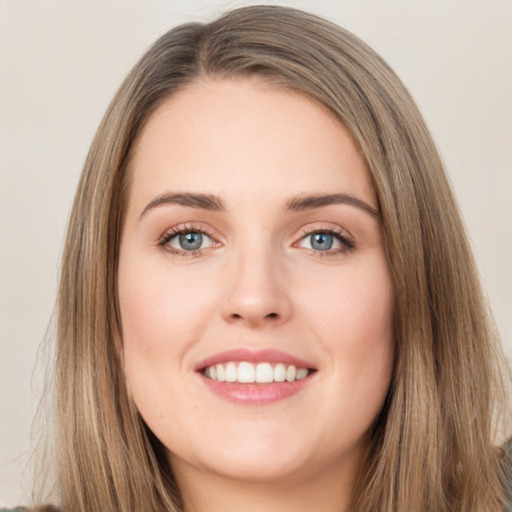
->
<box><xmin>164</xmin><ymin>230</ymin><xmax>214</xmax><ymax>252</ymax></box>
<box><xmin>179</xmin><ymin>232</ymin><xmax>203</xmax><ymax>250</ymax></box>
<box><xmin>309</xmin><ymin>232</ymin><xmax>334</xmax><ymax>250</ymax></box>
<box><xmin>297</xmin><ymin>229</ymin><xmax>353</xmax><ymax>254</ymax></box>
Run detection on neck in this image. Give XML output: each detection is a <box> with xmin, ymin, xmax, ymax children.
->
<box><xmin>172</xmin><ymin>455</ymin><xmax>361</xmax><ymax>512</ymax></box>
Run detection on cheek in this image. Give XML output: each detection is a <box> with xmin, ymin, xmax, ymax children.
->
<box><xmin>117</xmin><ymin>264</ymin><xmax>216</xmax><ymax>422</ymax></box>
<box><xmin>119</xmin><ymin>259</ymin><xmax>216</xmax><ymax>347</ymax></box>
<box><xmin>305</xmin><ymin>259</ymin><xmax>393</xmax><ymax>341</ymax></box>
<box><xmin>300</xmin><ymin>257</ymin><xmax>394</xmax><ymax>387</ymax></box>
<box><xmin>323</xmin><ymin>268</ymin><xmax>394</xmax><ymax>432</ymax></box>
<box><xmin>117</xmin><ymin>257</ymin><xmax>222</xmax><ymax>404</ymax></box>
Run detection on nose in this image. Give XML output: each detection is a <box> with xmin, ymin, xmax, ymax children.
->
<box><xmin>221</xmin><ymin>246</ymin><xmax>292</xmax><ymax>328</ymax></box>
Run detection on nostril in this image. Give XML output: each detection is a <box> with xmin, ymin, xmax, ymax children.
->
<box><xmin>266</xmin><ymin>312</ymin><xmax>279</xmax><ymax>319</ymax></box>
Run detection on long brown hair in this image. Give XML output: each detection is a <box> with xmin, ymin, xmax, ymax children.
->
<box><xmin>39</xmin><ymin>5</ymin><xmax>509</xmax><ymax>511</ymax></box>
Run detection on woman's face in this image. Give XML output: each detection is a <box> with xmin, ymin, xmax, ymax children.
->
<box><xmin>118</xmin><ymin>79</ymin><xmax>394</xmax><ymax>486</ymax></box>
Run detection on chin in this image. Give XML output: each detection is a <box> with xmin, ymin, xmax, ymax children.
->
<box><xmin>166</xmin><ymin>424</ymin><xmax>368</xmax><ymax>486</ymax></box>
<box><xmin>176</xmin><ymin>452</ymin><xmax>317</xmax><ymax>485</ymax></box>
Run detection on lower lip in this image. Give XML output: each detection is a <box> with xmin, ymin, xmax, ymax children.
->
<box><xmin>199</xmin><ymin>374</ymin><xmax>313</xmax><ymax>404</ymax></box>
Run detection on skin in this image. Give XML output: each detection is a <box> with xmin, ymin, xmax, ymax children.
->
<box><xmin>118</xmin><ymin>78</ymin><xmax>394</xmax><ymax>512</ymax></box>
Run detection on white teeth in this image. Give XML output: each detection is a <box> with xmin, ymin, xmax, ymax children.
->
<box><xmin>216</xmin><ymin>364</ymin><xmax>226</xmax><ymax>382</ymax></box>
<box><xmin>225</xmin><ymin>362</ymin><xmax>237</xmax><ymax>382</ymax></box>
<box><xmin>238</xmin><ymin>362</ymin><xmax>255</xmax><ymax>383</ymax></box>
<box><xmin>274</xmin><ymin>363</ymin><xmax>286</xmax><ymax>382</ymax></box>
<box><xmin>203</xmin><ymin>361</ymin><xmax>312</xmax><ymax>384</ymax></box>
<box><xmin>255</xmin><ymin>363</ymin><xmax>273</xmax><ymax>383</ymax></box>
<box><xmin>286</xmin><ymin>365</ymin><xmax>297</xmax><ymax>382</ymax></box>
<box><xmin>296</xmin><ymin>368</ymin><xmax>308</xmax><ymax>380</ymax></box>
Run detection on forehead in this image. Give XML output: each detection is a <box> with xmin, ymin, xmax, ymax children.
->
<box><xmin>127</xmin><ymin>78</ymin><xmax>376</xmax><ymax>210</ymax></box>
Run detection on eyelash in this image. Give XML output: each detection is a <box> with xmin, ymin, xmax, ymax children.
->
<box><xmin>296</xmin><ymin>226</ymin><xmax>355</xmax><ymax>258</ymax></box>
<box><xmin>157</xmin><ymin>224</ymin><xmax>216</xmax><ymax>258</ymax></box>
<box><xmin>157</xmin><ymin>224</ymin><xmax>355</xmax><ymax>259</ymax></box>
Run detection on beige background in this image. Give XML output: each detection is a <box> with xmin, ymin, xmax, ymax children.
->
<box><xmin>1</xmin><ymin>0</ymin><xmax>511</xmax><ymax>505</ymax></box>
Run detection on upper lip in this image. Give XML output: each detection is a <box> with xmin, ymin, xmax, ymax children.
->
<box><xmin>194</xmin><ymin>348</ymin><xmax>316</xmax><ymax>371</ymax></box>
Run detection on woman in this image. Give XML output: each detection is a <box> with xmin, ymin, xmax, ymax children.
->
<box><xmin>9</xmin><ymin>5</ymin><xmax>510</xmax><ymax>512</ymax></box>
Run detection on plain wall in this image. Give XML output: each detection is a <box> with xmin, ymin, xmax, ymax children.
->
<box><xmin>1</xmin><ymin>0</ymin><xmax>511</xmax><ymax>506</ymax></box>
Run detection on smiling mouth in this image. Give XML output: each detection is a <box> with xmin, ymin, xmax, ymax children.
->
<box><xmin>201</xmin><ymin>361</ymin><xmax>315</xmax><ymax>384</ymax></box>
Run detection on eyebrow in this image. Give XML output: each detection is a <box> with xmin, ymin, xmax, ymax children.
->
<box><xmin>285</xmin><ymin>193</ymin><xmax>380</xmax><ymax>218</ymax></box>
<box><xmin>139</xmin><ymin>191</ymin><xmax>380</xmax><ymax>219</ymax></box>
<box><xmin>140</xmin><ymin>192</ymin><xmax>226</xmax><ymax>219</ymax></box>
